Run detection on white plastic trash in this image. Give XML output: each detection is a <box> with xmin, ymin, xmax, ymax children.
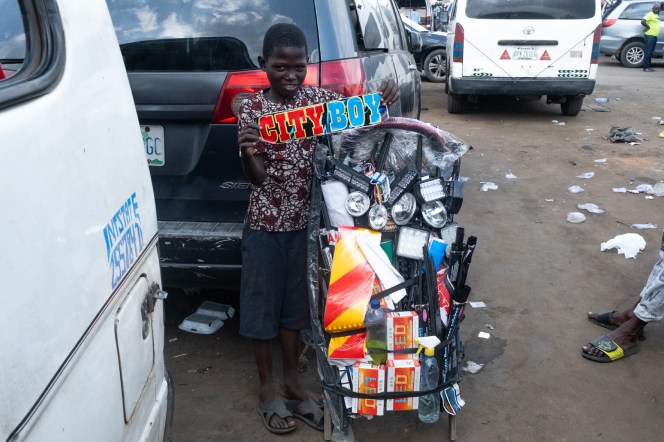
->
<box><xmin>594</xmin><ymin>159</ymin><xmax>607</xmax><ymax>163</ymax></box>
<box><xmin>578</xmin><ymin>203</ymin><xmax>605</xmax><ymax>214</ymax></box>
<box><xmin>635</xmin><ymin>184</ymin><xmax>654</xmax><ymax>194</ymax></box>
<box><xmin>601</xmin><ymin>233</ymin><xmax>646</xmax><ymax>259</ymax></box>
<box><xmin>632</xmin><ymin>223</ymin><xmax>657</xmax><ymax>229</ymax></box>
<box><xmin>612</xmin><ymin>188</ymin><xmax>627</xmax><ymax>193</ymax></box>
<box><xmin>577</xmin><ymin>172</ymin><xmax>594</xmax><ymax>179</ymax></box>
<box><xmin>567</xmin><ymin>212</ymin><xmax>586</xmax><ymax>223</ymax></box>
<box><xmin>568</xmin><ymin>186</ymin><xmax>584</xmax><ymax>193</ymax></box>
<box><xmin>653</xmin><ymin>183</ymin><xmax>664</xmax><ymax>197</ymax></box>
<box><xmin>179</xmin><ymin>314</ymin><xmax>224</xmax><ymax>334</ymax></box>
<box><xmin>195</xmin><ymin>301</ymin><xmax>235</xmax><ymax>320</ymax></box>
<box><xmin>505</xmin><ymin>173</ymin><xmax>517</xmax><ymax>179</ymax></box>
<box><xmin>481</xmin><ymin>182</ymin><xmax>498</xmax><ymax>191</ymax></box>
<box><xmin>321</xmin><ymin>179</ymin><xmax>354</xmax><ymax>227</ymax></box>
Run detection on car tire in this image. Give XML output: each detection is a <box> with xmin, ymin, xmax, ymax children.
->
<box><xmin>424</xmin><ymin>49</ymin><xmax>447</xmax><ymax>82</ymax></box>
<box><xmin>447</xmin><ymin>93</ymin><xmax>463</xmax><ymax>114</ymax></box>
<box><xmin>620</xmin><ymin>41</ymin><xmax>645</xmax><ymax>68</ymax></box>
<box><xmin>561</xmin><ymin>95</ymin><xmax>584</xmax><ymax>116</ymax></box>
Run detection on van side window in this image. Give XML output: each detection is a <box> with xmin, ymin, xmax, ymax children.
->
<box><xmin>0</xmin><ymin>0</ymin><xmax>26</xmax><ymax>80</ymax></box>
<box><xmin>619</xmin><ymin>3</ymin><xmax>657</xmax><ymax>20</ymax></box>
<box><xmin>377</xmin><ymin>0</ymin><xmax>404</xmax><ymax>50</ymax></box>
<box><xmin>0</xmin><ymin>0</ymin><xmax>65</xmax><ymax>110</ymax></box>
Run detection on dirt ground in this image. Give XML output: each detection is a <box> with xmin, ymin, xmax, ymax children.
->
<box><xmin>164</xmin><ymin>57</ymin><xmax>664</xmax><ymax>442</ymax></box>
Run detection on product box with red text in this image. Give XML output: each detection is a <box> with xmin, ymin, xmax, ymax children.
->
<box><xmin>386</xmin><ymin>311</ymin><xmax>419</xmax><ymax>360</ymax></box>
<box><xmin>386</xmin><ymin>360</ymin><xmax>421</xmax><ymax>411</ymax></box>
<box><xmin>351</xmin><ymin>362</ymin><xmax>385</xmax><ymax>416</ymax></box>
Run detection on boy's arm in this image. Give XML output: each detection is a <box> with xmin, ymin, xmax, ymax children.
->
<box><xmin>239</xmin><ymin>122</ymin><xmax>266</xmax><ymax>186</ymax></box>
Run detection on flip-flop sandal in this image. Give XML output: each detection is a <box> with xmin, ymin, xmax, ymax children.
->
<box><xmin>588</xmin><ymin>311</ymin><xmax>646</xmax><ymax>340</ymax></box>
<box><xmin>582</xmin><ymin>334</ymin><xmax>640</xmax><ymax>363</ymax></box>
<box><xmin>257</xmin><ymin>398</ymin><xmax>296</xmax><ymax>434</ymax></box>
<box><xmin>285</xmin><ymin>398</ymin><xmax>324</xmax><ymax>431</ymax></box>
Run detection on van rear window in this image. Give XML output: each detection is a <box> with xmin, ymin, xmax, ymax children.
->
<box><xmin>107</xmin><ymin>0</ymin><xmax>319</xmax><ymax>72</ymax></box>
<box><xmin>465</xmin><ymin>0</ymin><xmax>596</xmax><ymax>20</ymax></box>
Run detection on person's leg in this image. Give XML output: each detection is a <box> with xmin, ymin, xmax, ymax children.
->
<box><xmin>644</xmin><ymin>35</ymin><xmax>656</xmax><ymax>70</ymax></box>
<box><xmin>240</xmin><ymin>227</ymin><xmax>294</xmax><ymax>429</ymax></box>
<box><xmin>278</xmin><ymin>228</ymin><xmax>323</xmax><ymax>405</ymax></box>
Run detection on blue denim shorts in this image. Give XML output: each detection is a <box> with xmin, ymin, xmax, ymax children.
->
<box><xmin>239</xmin><ymin>225</ymin><xmax>311</xmax><ymax>340</ymax></box>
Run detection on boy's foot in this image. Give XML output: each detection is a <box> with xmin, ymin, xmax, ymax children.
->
<box><xmin>260</xmin><ymin>386</ymin><xmax>295</xmax><ymax>430</ymax></box>
<box><xmin>280</xmin><ymin>384</ymin><xmax>324</xmax><ymax>407</ymax></box>
<box><xmin>257</xmin><ymin>398</ymin><xmax>296</xmax><ymax>433</ymax></box>
<box><xmin>644</xmin><ymin>68</ymin><xmax>655</xmax><ymax>72</ymax></box>
<box><xmin>588</xmin><ymin>306</ymin><xmax>645</xmax><ymax>339</ymax></box>
<box><xmin>582</xmin><ymin>315</ymin><xmax>645</xmax><ymax>361</ymax></box>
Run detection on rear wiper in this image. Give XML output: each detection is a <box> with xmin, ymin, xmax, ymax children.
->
<box><xmin>0</xmin><ymin>58</ymin><xmax>24</xmax><ymax>64</ymax></box>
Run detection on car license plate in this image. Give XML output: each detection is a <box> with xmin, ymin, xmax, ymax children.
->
<box><xmin>141</xmin><ymin>125</ymin><xmax>164</xmax><ymax>166</ymax></box>
<box><xmin>513</xmin><ymin>47</ymin><xmax>538</xmax><ymax>60</ymax></box>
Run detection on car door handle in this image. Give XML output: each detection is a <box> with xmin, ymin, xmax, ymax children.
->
<box><xmin>409</xmin><ymin>64</ymin><xmax>418</xmax><ymax>70</ymax></box>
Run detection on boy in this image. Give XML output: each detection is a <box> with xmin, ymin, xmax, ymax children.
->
<box><xmin>237</xmin><ymin>23</ymin><xmax>399</xmax><ymax>433</ymax></box>
<box><xmin>641</xmin><ymin>3</ymin><xmax>661</xmax><ymax>72</ymax></box>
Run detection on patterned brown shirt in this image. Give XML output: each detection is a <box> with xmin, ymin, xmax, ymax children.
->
<box><xmin>238</xmin><ymin>86</ymin><xmax>343</xmax><ymax>231</ymax></box>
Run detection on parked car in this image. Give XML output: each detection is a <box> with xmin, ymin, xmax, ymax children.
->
<box><xmin>0</xmin><ymin>0</ymin><xmax>172</xmax><ymax>441</ymax></box>
<box><xmin>402</xmin><ymin>14</ymin><xmax>447</xmax><ymax>82</ymax></box>
<box><xmin>446</xmin><ymin>0</ymin><xmax>602</xmax><ymax>115</ymax></box>
<box><xmin>600</xmin><ymin>0</ymin><xmax>664</xmax><ymax>68</ymax></box>
<box><xmin>104</xmin><ymin>0</ymin><xmax>422</xmax><ymax>289</ymax></box>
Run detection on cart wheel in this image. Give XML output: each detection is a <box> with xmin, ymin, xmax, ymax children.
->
<box><xmin>448</xmin><ymin>414</ymin><xmax>456</xmax><ymax>441</ymax></box>
<box><xmin>324</xmin><ymin>404</ymin><xmax>332</xmax><ymax>441</ymax></box>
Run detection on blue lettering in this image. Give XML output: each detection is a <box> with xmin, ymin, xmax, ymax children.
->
<box><xmin>363</xmin><ymin>93</ymin><xmax>381</xmax><ymax>124</ymax></box>
<box><xmin>327</xmin><ymin>101</ymin><xmax>348</xmax><ymax>132</ymax></box>
<box><xmin>134</xmin><ymin>221</ymin><xmax>144</xmax><ymax>252</ymax></box>
<box><xmin>347</xmin><ymin>96</ymin><xmax>364</xmax><ymax>128</ymax></box>
<box><xmin>131</xmin><ymin>193</ymin><xmax>141</xmax><ymax>223</ymax></box>
<box><xmin>154</xmin><ymin>138</ymin><xmax>162</xmax><ymax>155</ymax></box>
<box><xmin>145</xmin><ymin>137</ymin><xmax>153</xmax><ymax>155</ymax></box>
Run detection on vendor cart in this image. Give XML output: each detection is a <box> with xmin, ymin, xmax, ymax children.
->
<box><xmin>304</xmin><ymin>118</ymin><xmax>476</xmax><ymax>441</ymax></box>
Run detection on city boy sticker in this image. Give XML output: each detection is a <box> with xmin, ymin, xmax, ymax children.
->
<box><xmin>255</xmin><ymin>92</ymin><xmax>388</xmax><ymax>143</ymax></box>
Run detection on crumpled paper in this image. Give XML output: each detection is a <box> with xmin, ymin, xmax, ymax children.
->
<box><xmin>568</xmin><ymin>185</ymin><xmax>584</xmax><ymax>193</ymax></box>
<box><xmin>601</xmin><ymin>233</ymin><xmax>646</xmax><ymax>259</ymax></box>
<box><xmin>578</xmin><ymin>203</ymin><xmax>605</xmax><ymax>214</ymax></box>
<box><xmin>481</xmin><ymin>182</ymin><xmax>498</xmax><ymax>191</ymax></box>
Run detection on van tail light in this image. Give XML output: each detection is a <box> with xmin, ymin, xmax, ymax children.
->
<box><xmin>320</xmin><ymin>59</ymin><xmax>366</xmax><ymax>97</ymax></box>
<box><xmin>0</xmin><ymin>63</ymin><xmax>5</xmax><ymax>80</ymax></box>
<box><xmin>211</xmin><ymin>65</ymin><xmax>319</xmax><ymax>124</ymax></box>
<box><xmin>602</xmin><ymin>19</ymin><xmax>616</xmax><ymax>28</ymax></box>
<box><xmin>453</xmin><ymin>23</ymin><xmax>464</xmax><ymax>62</ymax></box>
<box><xmin>591</xmin><ymin>24</ymin><xmax>601</xmax><ymax>64</ymax></box>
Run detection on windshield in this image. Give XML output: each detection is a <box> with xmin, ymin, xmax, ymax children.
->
<box><xmin>401</xmin><ymin>14</ymin><xmax>428</xmax><ymax>32</ymax></box>
<box><xmin>106</xmin><ymin>0</ymin><xmax>319</xmax><ymax>71</ymax></box>
<box><xmin>465</xmin><ymin>0</ymin><xmax>596</xmax><ymax>20</ymax></box>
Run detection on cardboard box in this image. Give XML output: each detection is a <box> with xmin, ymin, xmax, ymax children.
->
<box><xmin>386</xmin><ymin>311</ymin><xmax>419</xmax><ymax>360</ymax></box>
<box><xmin>386</xmin><ymin>360</ymin><xmax>421</xmax><ymax>411</ymax></box>
<box><xmin>351</xmin><ymin>362</ymin><xmax>385</xmax><ymax>416</ymax></box>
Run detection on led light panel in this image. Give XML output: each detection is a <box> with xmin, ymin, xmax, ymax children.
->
<box><xmin>385</xmin><ymin>165</ymin><xmax>418</xmax><ymax>207</ymax></box>
<box><xmin>440</xmin><ymin>223</ymin><xmax>458</xmax><ymax>258</ymax></box>
<box><xmin>414</xmin><ymin>177</ymin><xmax>446</xmax><ymax>204</ymax></box>
<box><xmin>396</xmin><ymin>227</ymin><xmax>429</xmax><ymax>260</ymax></box>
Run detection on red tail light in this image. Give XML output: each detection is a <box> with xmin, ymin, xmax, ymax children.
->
<box><xmin>453</xmin><ymin>23</ymin><xmax>464</xmax><ymax>62</ymax></box>
<box><xmin>602</xmin><ymin>19</ymin><xmax>616</xmax><ymax>27</ymax></box>
<box><xmin>211</xmin><ymin>65</ymin><xmax>319</xmax><ymax>124</ymax></box>
<box><xmin>320</xmin><ymin>59</ymin><xmax>366</xmax><ymax>97</ymax></box>
<box><xmin>0</xmin><ymin>63</ymin><xmax>5</xmax><ymax>80</ymax></box>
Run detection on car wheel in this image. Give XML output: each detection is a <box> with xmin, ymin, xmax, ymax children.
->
<box><xmin>561</xmin><ymin>95</ymin><xmax>584</xmax><ymax>116</ymax></box>
<box><xmin>424</xmin><ymin>49</ymin><xmax>447</xmax><ymax>82</ymax></box>
<box><xmin>620</xmin><ymin>41</ymin><xmax>645</xmax><ymax>68</ymax></box>
<box><xmin>447</xmin><ymin>93</ymin><xmax>463</xmax><ymax>114</ymax></box>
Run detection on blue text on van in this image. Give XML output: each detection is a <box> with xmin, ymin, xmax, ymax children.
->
<box><xmin>103</xmin><ymin>193</ymin><xmax>144</xmax><ymax>289</ymax></box>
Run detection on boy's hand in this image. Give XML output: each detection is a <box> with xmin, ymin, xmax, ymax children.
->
<box><xmin>377</xmin><ymin>79</ymin><xmax>400</xmax><ymax>106</ymax></box>
<box><xmin>239</xmin><ymin>123</ymin><xmax>262</xmax><ymax>156</ymax></box>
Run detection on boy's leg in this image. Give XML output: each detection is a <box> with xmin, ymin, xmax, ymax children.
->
<box><xmin>240</xmin><ymin>226</ymin><xmax>294</xmax><ymax>429</ymax></box>
<box><xmin>278</xmin><ymin>228</ymin><xmax>323</xmax><ymax>406</ymax></box>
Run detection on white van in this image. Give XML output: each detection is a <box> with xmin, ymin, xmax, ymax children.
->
<box><xmin>445</xmin><ymin>0</ymin><xmax>602</xmax><ymax>115</ymax></box>
<box><xmin>0</xmin><ymin>0</ymin><xmax>172</xmax><ymax>441</ymax></box>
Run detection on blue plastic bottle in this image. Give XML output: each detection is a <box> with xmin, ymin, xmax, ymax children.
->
<box><xmin>418</xmin><ymin>347</ymin><xmax>440</xmax><ymax>423</ymax></box>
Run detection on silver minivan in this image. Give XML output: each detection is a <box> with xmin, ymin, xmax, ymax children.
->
<box><xmin>601</xmin><ymin>0</ymin><xmax>664</xmax><ymax>68</ymax></box>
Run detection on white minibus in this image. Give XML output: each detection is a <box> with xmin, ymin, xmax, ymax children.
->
<box><xmin>446</xmin><ymin>0</ymin><xmax>602</xmax><ymax>115</ymax></box>
<box><xmin>0</xmin><ymin>0</ymin><xmax>172</xmax><ymax>441</ymax></box>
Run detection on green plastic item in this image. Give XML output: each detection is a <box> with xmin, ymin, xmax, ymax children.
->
<box><xmin>380</xmin><ymin>241</ymin><xmax>393</xmax><ymax>265</ymax></box>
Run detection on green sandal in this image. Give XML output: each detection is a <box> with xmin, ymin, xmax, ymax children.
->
<box><xmin>582</xmin><ymin>334</ymin><xmax>639</xmax><ymax>363</ymax></box>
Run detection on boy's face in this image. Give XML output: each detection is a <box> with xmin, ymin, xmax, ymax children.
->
<box><xmin>259</xmin><ymin>46</ymin><xmax>308</xmax><ymax>100</ymax></box>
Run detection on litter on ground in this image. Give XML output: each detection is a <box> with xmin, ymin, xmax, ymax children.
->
<box><xmin>653</xmin><ymin>183</ymin><xmax>664</xmax><ymax>196</ymax></box>
<box><xmin>567</xmin><ymin>212</ymin><xmax>586</xmax><ymax>223</ymax></box>
<box><xmin>462</xmin><ymin>361</ymin><xmax>484</xmax><ymax>373</ymax></box>
<box><xmin>505</xmin><ymin>173</ymin><xmax>517</xmax><ymax>179</ymax></box>
<box><xmin>585</xmin><ymin>129</ymin><xmax>594</xmax><ymax>131</ymax></box>
<box><xmin>478</xmin><ymin>332</ymin><xmax>491</xmax><ymax>339</ymax></box>
<box><xmin>653</xmin><ymin>117</ymin><xmax>661</xmax><ymax>120</ymax></box>
<box><xmin>578</xmin><ymin>203</ymin><xmax>605</xmax><ymax>213</ymax></box>
<box><xmin>601</xmin><ymin>233</ymin><xmax>646</xmax><ymax>259</ymax></box>
<box><xmin>635</xmin><ymin>184</ymin><xmax>653</xmax><ymax>194</ymax></box>
<box><xmin>609</xmin><ymin>126</ymin><xmax>640</xmax><ymax>143</ymax></box>
<box><xmin>459</xmin><ymin>176</ymin><xmax>470</xmax><ymax>181</ymax></box>
<box><xmin>481</xmin><ymin>182</ymin><xmax>498</xmax><ymax>191</ymax></box>
<box><xmin>632</xmin><ymin>223</ymin><xmax>657</xmax><ymax>229</ymax></box>
<box><xmin>612</xmin><ymin>188</ymin><xmax>627</xmax><ymax>193</ymax></box>
<box><xmin>594</xmin><ymin>158</ymin><xmax>607</xmax><ymax>163</ymax></box>
<box><xmin>485</xmin><ymin>324</ymin><xmax>495</xmax><ymax>330</ymax></box>
<box><xmin>568</xmin><ymin>185</ymin><xmax>584</xmax><ymax>193</ymax></box>
<box><xmin>469</xmin><ymin>301</ymin><xmax>486</xmax><ymax>308</ymax></box>
<box><xmin>646</xmin><ymin>196</ymin><xmax>654</xmax><ymax>200</ymax></box>
<box><xmin>169</xmin><ymin>338</ymin><xmax>177</xmax><ymax>342</ymax></box>
<box><xmin>545</xmin><ymin>199</ymin><xmax>554</xmax><ymax>202</ymax></box>
<box><xmin>577</xmin><ymin>172</ymin><xmax>594</xmax><ymax>179</ymax></box>
<box><xmin>555</xmin><ymin>122</ymin><xmax>566</xmax><ymax>126</ymax></box>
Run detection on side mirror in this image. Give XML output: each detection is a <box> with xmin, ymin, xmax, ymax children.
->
<box><xmin>407</xmin><ymin>30</ymin><xmax>423</xmax><ymax>53</ymax></box>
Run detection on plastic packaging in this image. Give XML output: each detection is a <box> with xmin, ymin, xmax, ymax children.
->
<box><xmin>595</xmin><ymin>98</ymin><xmax>609</xmax><ymax>103</ymax></box>
<box><xmin>653</xmin><ymin>183</ymin><xmax>664</xmax><ymax>196</ymax></box>
<box><xmin>635</xmin><ymin>184</ymin><xmax>654</xmax><ymax>194</ymax></box>
<box><xmin>609</xmin><ymin>126</ymin><xmax>640</xmax><ymax>143</ymax></box>
<box><xmin>601</xmin><ymin>233</ymin><xmax>646</xmax><ymax>259</ymax></box>
<box><xmin>577</xmin><ymin>172</ymin><xmax>594</xmax><ymax>179</ymax></box>
<box><xmin>416</xmin><ymin>336</ymin><xmax>441</xmax><ymax>423</ymax></box>
<box><xmin>578</xmin><ymin>203</ymin><xmax>605</xmax><ymax>214</ymax></box>
<box><xmin>568</xmin><ymin>186</ymin><xmax>584</xmax><ymax>193</ymax></box>
<box><xmin>365</xmin><ymin>300</ymin><xmax>388</xmax><ymax>365</ymax></box>
<box><xmin>505</xmin><ymin>172</ymin><xmax>517</xmax><ymax>179</ymax></box>
<box><xmin>481</xmin><ymin>182</ymin><xmax>498</xmax><ymax>191</ymax></box>
<box><xmin>331</xmin><ymin>117</ymin><xmax>469</xmax><ymax>178</ymax></box>
<box><xmin>321</xmin><ymin>179</ymin><xmax>355</xmax><ymax>227</ymax></box>
<box><xmin>567</xmin><ymin>212</ymin><xmax>586</xmax><ymax>223</ymax></box>
<box><xmin>325</xmin><ymin>226</ymin><xmax>381</xmax><ymax>333</ymax></box>
<box><xmin>632</xmin><ymin>223</ymin><xmax>657</xmax><ymax>229</ymax></box>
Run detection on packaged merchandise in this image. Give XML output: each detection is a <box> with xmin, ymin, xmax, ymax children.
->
<box><xmin>386</xmin><ymin>360</ymin><xmax>421</xmax><ymax>411</ymax></box>
<box><xmin>386</xmin><ymin>312</ymin><xmax>419</xmax><ymax>360</ymax></box>
<box><xmin>352</xmin><ymin>362</ymin><xmax>385</xmax><ymax>416</ymax></box>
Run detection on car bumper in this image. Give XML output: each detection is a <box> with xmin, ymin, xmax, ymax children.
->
<box><xmin>159</xmin><ymin>221</ymin><xmax>243</xmax><ymax>288</ymax></box>
<box><xmin>449</xmin><ymin>77</ymin><xmax>596</xmax><ymax>95</ymax></box>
